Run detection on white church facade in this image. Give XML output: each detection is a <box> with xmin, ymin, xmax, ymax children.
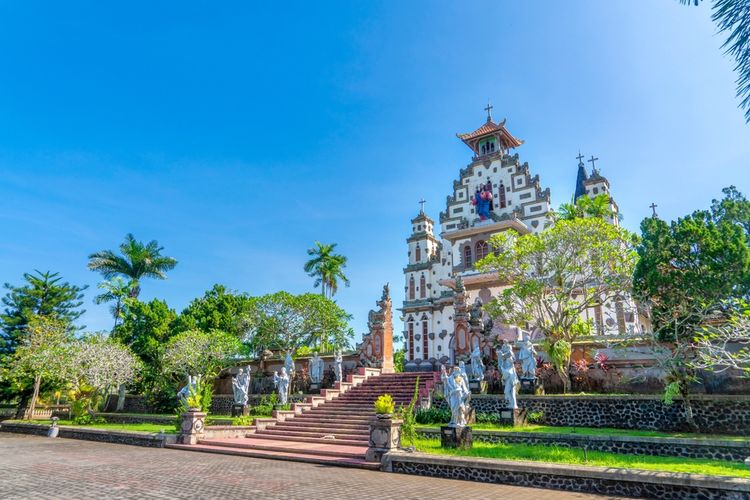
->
<box><xmin>402</xmin><ymin>109</ymin><xmax>643</xmax><ymax>371</ymax></box>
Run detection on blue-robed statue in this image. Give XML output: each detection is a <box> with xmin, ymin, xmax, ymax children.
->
<box><xmin>472</xmin><ymin>181</ymin><xmax>493</xmax><ymax>220</ymax></box>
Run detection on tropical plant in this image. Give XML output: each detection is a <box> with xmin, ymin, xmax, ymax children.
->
<box><xmin>557</xmin><ymin>193</ymin><xmax>619</xmax><ymax>222</ymax></box>
<box><xmin>94</xmin><ymin>277</ymin><xmax>133</xmax><ymax>331</ymax></box>
<box><xmin>374</xmin><ymin>394</ymin><xmax>395</xmax><ymax>415</ymax></box>
<box><xmin>87</xmin><ymin>233</ymin><xmax>178</xmax><ymax>299</ymax></box>
<box><xmin>398</xmin><ymin>377</ymin><xmax>420</xmax><ymax>446</ymax></box>
<box><xmin>415</xmin><ymin>407</ymin><xmax>450</xmax><ymax>424</ymax></box>
<box><xmin>162</xmin><ymin>329</ymin><xmax>243</xmax><ymax>379</ymax></box>
<box><xmin>304</xmin><ymin>242</ymin><xmax>350</xmax><ymax>299</ymax></box>
<box><xmin>681</xmin><ymin>0</ymin><xmax>750</xmax><ymax>122</ymax></box>
<box><xmin>172</xmin><ymin>284</ymin><xmax>255</xmax><ymax>339</ymax></box>
<box><xmin>477</xmin><ymin>217</ymin><xmax>637</xmax><ymax>393</ymax></box>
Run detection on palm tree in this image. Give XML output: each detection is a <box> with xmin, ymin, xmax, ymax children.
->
<box><xmin>94</xmin><ymin>277</ymin><xmax>132</xmax><ymax>331</ymax></box>
<box><xmin>87</xmin><ymin>233</ymin><xmax>178</xmax><ymax>299</ymax></box>
<box><xmin>304</xmin><ymin>242</ymin><xmax>350</xmax><ymax>299</ymax></box>
<box><xmin>557</xmin><ymin>194</ymin><xmax>617</xmax><ymax>221</ymax></box>
<box><xmin>681</xmin><ymin>0</ymin><xmax>750</xmax><ymax>122</ymax></box>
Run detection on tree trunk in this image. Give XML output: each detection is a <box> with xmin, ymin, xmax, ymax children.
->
<box><xmin>557</xmin><ymin>364</ymin><xmax>572</xmax><ymax>394</ymax></box>
<box><xmin>116</xmin><ymin>384</ymin><xmax>127</xmax><ymax>411</ymax></box>
<box><xmin>23</xmin><ymin>375</ymin><xmax>41</xmax><ymax>420</ymax></box>
<box><xmin>680</xmin><ymin>383</ymin><xmax>699</xmax><ymax>432</ymax></box>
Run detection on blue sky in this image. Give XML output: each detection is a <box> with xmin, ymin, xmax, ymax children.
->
<box><xmin>1</xmin><ymin>1</ymin><xmax>748</xmax><ymax>341</ymax></box>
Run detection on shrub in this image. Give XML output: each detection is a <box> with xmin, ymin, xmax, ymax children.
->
<box><xmin>72</xmin><ymin>413</ymin><xmax>105</xmax><ymax>426</ymax></box>
<box><xmin>252</xmin><ymin>393</ymin><xmax>277</xmax><ymax>416</ymax></box>
<box><xmin>527</xmin><ymin>410</ymin><xmax>545</xmax><ymax>424</ymax></box>
<box><xmin>398</xmin><ymin>377</ymin><xmax>419</xmax><ymax>446</ymax></box>
<box><xmin>232</xmin><ymin>415</ymin><xmax>253</xmax><ymax>426</ymax></box>
<box><xmin>415</xmin><ymin>407</ymin><xmax>450</xmax><ymax>424</ymax></box>
<box><xmin>374</xmin><ymin>394</ymin><xmax>395</xmax><ymax>415</ymax></box>
<box><xmin>476</xmin><ymin>412</ymin><xmax>502</xmax><ymax>425</ymax></box>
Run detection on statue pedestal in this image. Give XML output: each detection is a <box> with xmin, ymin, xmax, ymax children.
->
<box><xmin>520</xmin><ymin>377</ymin><xmax>543</xmax><ymax>395</ymax></box>
<box><xmin>178</xmin><ymin>410</ymin><xmax>206</xmax><ymax>445</ymax></box>
<box><xmin>498</xmin><ymin>408</ymin><xmax>527</xmax><ymax>427</ymax></box>
<box><xmin>309</xmin><ymin>383</ymin><xmax>321</xmax><ymax>394</ymax></box>
<box><xmin>441</xmin><ymin>425</ymin><xmax>472</xmax><ymax>449</ymax></box>
<box><xmin>231</xmin><ymin>404</ymin><xmax>249</xmax><ymax>417</ymax></box>
<box><xmin>469</xmin><ymin>380</ymin><xmax>487</xmax><ymax>394</ymax></box>
<box><xmin>366</xmin><ymin>415</ymin><xmax>402</xmax><ymax>463</ymax></box>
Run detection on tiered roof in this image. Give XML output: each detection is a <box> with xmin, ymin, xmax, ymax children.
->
<box><xmin>456</xmin><ymin>117</ymin><xmax>524</xmax><ymax>154</ymax></box>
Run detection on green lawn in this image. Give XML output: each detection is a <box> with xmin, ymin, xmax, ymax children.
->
<box><xmin>8</xmin><ymin>419</ymin><xmax>177</xmax><ymax>434</ymax></box>
<box><xmin>417</xmin><ymin>423</ymin><xmax>750</xmax><ymax>441</ymax></box>
<box><xmin>415</xmin><ymin>438</ymin><xmax>750</xmax><ymax>478</ymax></box>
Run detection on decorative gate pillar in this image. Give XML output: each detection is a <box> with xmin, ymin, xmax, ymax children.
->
<box><xmin>366</xmin><ymin>415</ymin><xmax>402</xmax><ymax>463</ymax></box>
<box><xmin>178</xmin><ymin>410</ymin><xmax>206</xmax><ymax>445</ymax></box>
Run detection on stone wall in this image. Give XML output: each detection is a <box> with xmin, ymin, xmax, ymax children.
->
<box><xmin>0</xmin><ymin>422</ymin><xmax>175</xmax><ymax>447</ymax></box>
<box><xmin>109</xmin><ymin>394</ymin><xmax>309</xmax><ymax>416</ymax></box>
<box><xmin>416</xmin><ymin>428</ymin><xmax>750</xmax><ymax>462</ymax></box>
<box><xmin>384</xmin><ymin>452</ymin><xmax>750</xmax><ymax>500</ymax></box>
<box><xmin>432</xmin><ymin>394</ymin><xmax>750</xmax><ymax>435</ymax></box>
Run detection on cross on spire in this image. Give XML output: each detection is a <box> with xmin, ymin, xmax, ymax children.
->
<box><xmin>419</xmin><ymin>198</ymin><xmax>426</xmax><ymax>214</ymax></box>
<box><xmin>649</xmin><ymin>202</ymin><xmax>658</xmax><ymax>218</ymax></box>
<box><xmin>588</xmin><ymin>155</ymin><xmax>599</xmax><ymax>172</ymax></box>
<box><xmin>484</xmin><ymin>101</ymin><xmax>493</xmax><ymax>122</ymax></box>
<box><xmin>576</xmin><ymin>151</ymin><xmax>585</xmax><ymax>165</ymax></box>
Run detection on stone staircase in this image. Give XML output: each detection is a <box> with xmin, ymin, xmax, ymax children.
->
<box><xmin>168</xmin><ymin>368</ymin><xmax>434</xmax><ymax>469</ymax></box>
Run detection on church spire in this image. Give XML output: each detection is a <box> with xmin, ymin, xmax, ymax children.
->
<box><xmin>574</xmin><ymin>151</ymin><xmax>588</xmax><ymax>200</ymax></box>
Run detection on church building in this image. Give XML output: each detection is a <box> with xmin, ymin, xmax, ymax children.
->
<box><xmin>402</xmin><ymin>108</ymin><xmax>642</xmax><ymax>371</ymax></box>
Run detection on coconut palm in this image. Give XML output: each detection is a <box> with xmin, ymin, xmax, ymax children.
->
<box><xmin>87</xmin><ymin>234</ymin><xmax>178</xmax><ymax>299</ymax></box>
<box><xmin>682</xmin><ymin>0</ymin><xmax>750</xmax><ymax>122</ymax></box>
<box><xmin>94</xmin><ymin>277</ymin><xmax>133</xmax><ymax>331</ymax></box>
<box><xmin>557</xmin><ymin>194</ymin><xmax>616</xmax><ymax>221</ymax></box>
<box><xmin>304</xmin><ymin>242</ymin><xmax>350</xmax><ymax>299</ymax></box>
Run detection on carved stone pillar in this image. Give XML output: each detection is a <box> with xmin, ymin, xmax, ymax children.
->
<box><xmin>366</xmin><ymin>415</ymin><xmax>402</xmax><ymax>463</ymax></box>
<box><xmin>178</xmin><ymin>410</ymin><xmax>206</xmax><ymax>445</ymax></box>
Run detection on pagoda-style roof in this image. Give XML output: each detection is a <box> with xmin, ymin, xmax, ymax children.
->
<box><xmin>456</xmin><ymin>118</ymin><xmax>524</xmax><ymax>155</ymax></box>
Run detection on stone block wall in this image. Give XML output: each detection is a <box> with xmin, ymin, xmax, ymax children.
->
<box><xmin>108</xmin><ymin>394</ymin><xmax>309</xmax><ymax>416</ymax></box>
<box><xmin>432</xmin><ymin>394</ymin><xmax>750</xmax><ymax>435</ymax></box>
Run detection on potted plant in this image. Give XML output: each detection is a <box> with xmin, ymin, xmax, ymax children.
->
<box><xmin>374</xmin><ymin>394</ymin><xmax>395</xmax><ymax>419</ymax></box>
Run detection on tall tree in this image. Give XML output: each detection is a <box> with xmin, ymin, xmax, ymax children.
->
<box><xmin>478</xmin><ymin>218</ymin><xmax>637</xmax><ymax>393</ymax></box>
<box><xmin>304</xmin><ymin>242</ymin><xmax>350</xmax><ymax>299</ymax></box>
<box><xmin>557</xmin><ymin>193</ymin><xmax>619</xmax><ymax>221</ymax></box>
<box><xmin>87</xmin><ymin>233</ymin><xmax>178</xmax><ymax>299</ymax></box>
<box><xmin>94</xmin><ymin>277</ymin><xmax>133</xmax><ymax>332</ymax></box>
<box><xmin>1</xmin><ymin>270</ymin><xmax>86</xmax><ymax>357</ymax></box>
<box><xmin>172</xmin><ymin>284</ymin><xmax>255</xmax><ymax>339</ymax></box>
<box><xmin>682</xmin><ymin>0</ymin><xmax>750</xmax><ymax>122</ymax></box>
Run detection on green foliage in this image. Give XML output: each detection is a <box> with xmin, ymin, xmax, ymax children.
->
<box><xmin>542</xmin><ymin>338</ymin><xmax>572</xmax><ymax>374</ymax></box>
<box><xmin>393</xmin><ymin>348</ymin><xmax>405</xmax><ymax>373</ymax></box>
<box><xmin>162</xmin><ymin>329</ymin><xmax>242</xmax><ymax>379</ymax></box>
<box><xmin>72</xmin><ymin>413</ymin><xmax>106</xmax><ymax>426</ymax></box>
<box><xmin>304</xmin><ymin>242</ymin><xmax>350</xmax><ymax>299</ymax></box>
<box><xmin>527</xmin><ymin>410</ymin><xmax>545</xmax><ymax>424</ymax></box>
<box><xmin>663</xmin><ymin>381</ymin><xmax>681</xmax><ymax>405</ymax></box>
<box><xmin>232</xmin><ymin>415</ymin><xmax>254</xmax><ymax>426</ymax></box>
<box><xmin>397</xmin><ymin>377</ymin><xmax>420</xmax><ymax>446</ymax></box>
<box><xmin>94</xmin><ymin>277</ymin><xmax>133</xmax><ymax>331</ymax></box>
<box><xmin>200</xmin><ymin>379</ymin><xmax>213</xmax><ymax>413</ymax></box>
<box><xmin>557</xmin><ymin>193</ymin><xmax>620</xmax><ymax>222</ymax></box>
<box><xmin>374</xmin><ymin>394</ymin><xmax>395</xmax><ymax>414</ymax></box>
<box><xmin>252</xmin><ymin>393</ymin><xmax>277</xmax><ymax>416</ymax></box>
<box><xmin>172</xmin><ymin>284</ymin><xmax>256</xmax><ymax>339</ymax></box>
<box><xmin>415</xmin><ymin>407</ymin><xmax>450</xmax><ymax>424</ymax></box>
<box><xmin>475</xmin><ymin>412</ymin><xmax>502</xmax><ymax>425</ymax></box>
<box><xmin>246</xmin><ymin>292</ymin><xmax>354</xmax><ymax>354</ymax></box>
<box><xmin>87</xmin><ymin>233</ymin><xmax>177</xmax><ymax>299</ymax></box>
<box><xmin>186</xmin><ymin>381</ymin><xmax>202</xmax><ymax>410</ymax></box>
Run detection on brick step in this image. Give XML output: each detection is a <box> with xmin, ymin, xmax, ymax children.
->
<box><xmin>197</xmin><ymin>437</ymin><xmax>367</xmax><ymax>460</ymax></box>
<box><xmin>243</xmin><ymin>432</ymin><xmax>367</xmax><ymax>447</ymax></box>
<box><xmin>296</xmin><ymin>415</ymin><xmax>373</xmax><ymax>425</ymax></box>
<box><xmin>257</xmin><ymin>428</ymin><xmax>368</xmax><ymax>441</ymax></box>
<box><xmin>274</xmin><ymin>421</ymin><xmax>370</xmax><ymax>431</ymax></box>
<box><xmin>270</xmin><ymin>425</ymin><xmax>368</xmax><ymax>436</ymax></box>
<box><xmin>166</xmin><ymin>443</ymin><xmax>379</xmax><ymax>470</ymax></box>
<box><xmin>303</xmin><ymin>412</ymin><xmax>374</xmax><ymax>419</ymax></box>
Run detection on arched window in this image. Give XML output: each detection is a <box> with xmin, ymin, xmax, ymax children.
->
<box><xmin>498</xmin><ymin>182</ymin><xmax>507</xmax><ymax>208</ymax></box>
<box><xmin>415</xmin><ymin>245</ymin><xmax>421</xmax><ymax>262</ymax></box>
<box><xmin>420</xmin><ymin>275</ymin><xmax>426</xmax><ymax>298</ymax></box>
<box><xmin>409</xmin><ymin>276</ymin><xmax>415</xmax><ymax>300</ymax></box>
<box><xmin>463</xmin><ymin>245</ymin><xmax>472</xmax><ymax>268</ymax></box>
<box><xmin>475</xmin><ymin>240</ymin><xmax>488</xmax><ymax>262</ymax></box>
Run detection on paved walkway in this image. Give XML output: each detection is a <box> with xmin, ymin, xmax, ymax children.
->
<box><xmin>0</xmin><ymin>434</ymin><xmax>619</xmax><ymax>499</ymax></box>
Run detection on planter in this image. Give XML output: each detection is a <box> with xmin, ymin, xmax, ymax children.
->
<box><xmin>366</xmin><ymin>416</ymin><xmax>402</xmax><ymax>463</ymax></box>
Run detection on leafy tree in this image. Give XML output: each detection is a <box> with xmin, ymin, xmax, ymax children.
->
<box><xmin>1</xmin><ymin>270</ymin><xmax>86</xmax><ymax>356</ymax></box>
<box><xmin>173</xmin><ymin>284</ymin><xmax>255</xmax><ymax>339</ymax></box>
<box><xmin>94</xmin><ymin>277</ymin><xmax>133</xmax><ymax>332</ymax></box>
<box><xmin>162</xmin><ymin>329</ymin><xmax>242</xmax><ymax>379</ymax></box>
<box><xmin>681</xmin><ymin>0</ymin><xmax>750</xmax><ymax>122</ymax></box>
<box><xmin>2</xmin><ymin>315</ymin><xmax>73</xmax><ymax>419</ymax></box>
<box><xmin>246</xmin><ymin>292</ymin><xmax>354</xmax><ymax>355</ymax></box>
<box><xmin>304</xmin><ymin>242</ymin><xmax>350</xmax><ymax>298</ymax></box>
<box><xmin>87</xmin><ymin>233</ymin><xmax>178</xmax><ymax>299</ymax></box>
<box><xmin>557</xmin><ymin>193</ymin><xmax>618</xmax><ymax>221</ymax></box>
<box><xmin>478</xmin><ymin>217</ymin><xmax>637</xmax><ymax>393</ymax></box>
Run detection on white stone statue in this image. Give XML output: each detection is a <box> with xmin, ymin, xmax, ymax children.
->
<box><xmin>441</xmin><ymin>365</ymin><xmax>471</xmax><ymax>428</ymax></box>
<box><xmin>518</xmin><ymin>338</ymin><xmax>537</xmax><ymax>379</ymax></box>
<box><xmin>177</xmin><ymin>374</ymin><xmax>201</xmax><ymax>407</ymax></box>
<box><xmin>231</xmin><ymin>366</ymin><xmax>251</xmax><ymax>406</ymax></box>
<box><xmin>469</xmin><ymin>341</ymin><xmax>485</xmax><ymax>381</ymax></box>
<box><xmin>333</xmin><ymin>350</ymin><xmax>343</xmax><ymax>383</ymax></box>
<box><xmin>498</xmin><ymin>343</ymin><xmax>519</xmax><ymax>410</ymax></box>
<box><xmin>284</xmin><ymin>351</ymin><xmax>295</xmax><ymax>377</ymax></box>
<box><xmin>273</xmin><ymin>367</ymin><xmax>290</xmax><ymax>405</ymax></box>
<box><xmin>458</xmin><ymin>360</ymin><xmax>469</xmax><ymax>383</ymax></box>
<box><xmin>309</xmin><ymin>352</ymin><xmax>324</xmax><ymax>384</ymax></box>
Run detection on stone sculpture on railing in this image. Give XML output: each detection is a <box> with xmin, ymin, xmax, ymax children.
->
<box><xmin>231</xmin><ymin>366</ymin><xmax>251</xmax><ymax>406</ymax></box>
<box><xmin>498</xmin><ymin>343</ymin><xmax>519</xmax><ymax>410</ymax></box>
<box><xmin>469</xmin><ymin>340</ymin><xmax>485</xmax><ymax>381</ymax></box>
<box><xmin>309</xmin><ymin>352</ymin><xmax>324</xmax><ymax>385</ymax></box>
<box><xmin>273</xmin><ymin>367</ymin><xmax>290</xmax><ymax>405</ymax></box>
<box><xmin>518</xmin><ymin>337</ymin><xmax>537</xmax><ymax>379</ymax></box>
<box><xmin>334</xmin><ymin>350</ymin><xmax>343</xmax><ymax>382</ymax></box>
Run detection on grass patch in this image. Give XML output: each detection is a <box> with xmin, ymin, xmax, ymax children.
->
<box><xmin>415</xmin><ymin>438</ymin><xmax>750</xmax><ymax>478</ymax></box>
<box><xmin>8</xmin><ymin>419</ymin><xmax>177</xmax><ymax>434</ymax></box>
<box><xmin>417</xmin><ymin>423</ymin><xmax>749</xmax><ymax>441</ymax></box>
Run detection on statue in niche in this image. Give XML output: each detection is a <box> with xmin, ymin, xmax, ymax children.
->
<box><xmin>497</xmin><ymin>343</ymin><xmax>519</xmax><ymax>409</ymax></box>
<box><xmin>231</xmin><ymin>366</ymin><xmax>251</xmax><ymax>406</ymax></box>
<box><xmin>471</xmin><ymin>180</ymin><xmax>494</xmax><ymax>221</ymax></box>
<box><xmin>309</xmin><ymin>352</ymin><xmax>324</xmax><ymax>384</ymax></box>
<box><xmin>469</xmin><ymin>298</ymin><xmax>483</xmax><ymax>325</ymax></box>
<box><xmin>333</xmin><ymin>350</ymin><xmax>343</xmax><ymax>382</ymax></box>
<box><xmin>441</xmin><ymin>365</ymin><xmax>471</xmax><ymax>428</ymax></box>
<box><xmin>273</xmin><ymin>367</ymin><xmax>290</xmax><ymax>405</ymax></box>
<box><xmin>469</xmin><ymin>339</ymin><xmax>485</xmax><ymax>381</ymax></box>
<box><xmin>518</xmin><ymin>337</ymin><xmax>538</xmax><ymax>379</ymax></box>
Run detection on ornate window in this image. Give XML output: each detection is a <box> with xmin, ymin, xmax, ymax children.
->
<box><xmin>422</xmin><ymin>321</ymin><xmax>429</xmax><ymax>360</ymax></box>
<box><xmin>498</xmin><ymin>182</ymin><xmax>507</xmax><ymax>208</ymax></box>
<box><xmin>415</xmin><ymin>245</ymin><xmax>421</xmax><ymax>262</ymax></box>
<box><xmin>408</xmin><ymin>322</ymin><xmax>414</xmax><ymax>359</ymax></box>
<box><xmin>475</xmin><ymin>240</ymin><xmax>488</xmax><ymax>262</ymax></box>
<box><xmin>463</xmin><ymin>245</ymin><xmax>472</xmax><ymax>268</ymax></box>
<box><xmin>419</xmin><ymin>275</ymin><xmax>426</xmax><ymax>298</ymax></box>
<box><xmin>409</xmin><ymin>276</ymin><xmax>415</xmax><ymax>300</ymax></box>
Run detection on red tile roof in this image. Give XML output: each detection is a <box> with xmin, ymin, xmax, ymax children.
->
<box><xmin>456</xmin><ymin>118</ymin><xmax>524</xmax><ymax>151</ymax></box>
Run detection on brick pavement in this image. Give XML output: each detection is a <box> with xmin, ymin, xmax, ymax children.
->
<box><xmin>0</xmin><ymin>434</ymin><xmax>621</xmax><ymax>499</ymax></box>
